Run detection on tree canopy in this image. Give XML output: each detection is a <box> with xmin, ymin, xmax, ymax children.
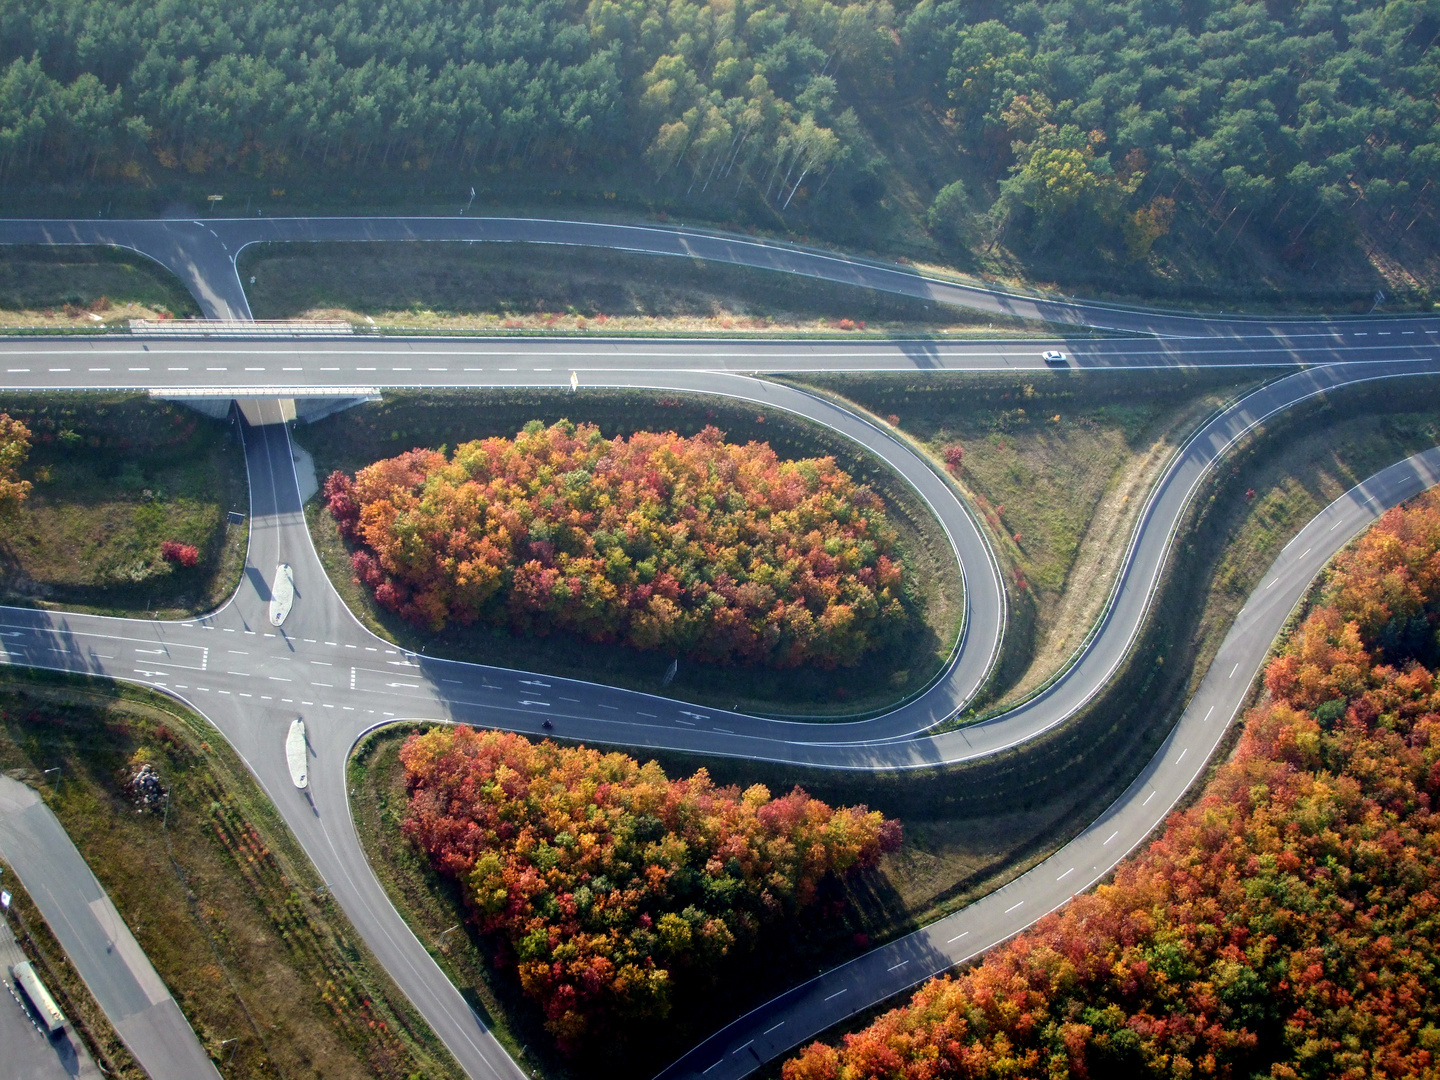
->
<box><xmin>326</xmin><ymin>420</ymin><xmax>908</xmax><ymax>667</ymax></box>
<box><xmin>784</xmin><ymin>488</ymin><xmax>1440</xmax><ymax>1080</ymax></box>
<box><xmin>2</xmin><ymin>0</ymin><xmax>1435</xmax><ymax>273</ymax></box>
<box><xmin>401</xmin><ymin>726</ymin><xmax>900</xmax><ymax>1047</ymax></box>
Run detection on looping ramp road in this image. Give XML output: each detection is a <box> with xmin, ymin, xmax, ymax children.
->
<box><xmin>0</xmin><ymin>216</ymin><xmax>1437</xmax><ymax>1080</ymax></box>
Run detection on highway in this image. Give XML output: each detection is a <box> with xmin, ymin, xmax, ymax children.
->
<box><xmin>0</xmin><ymin>216</ymin><xmax>1435</xmax><ymax>1079</ymax></box>
<box><xmin>0</xmin><ymin>776</ymin><xmax>221</xmax><ymax>1080</ymax></box>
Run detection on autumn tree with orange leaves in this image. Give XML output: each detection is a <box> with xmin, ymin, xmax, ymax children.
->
<box><xmin>400</xmin><ymin>727</ymin><xmax>900</xmax><ymax>1048</ymax></box>
<box><xmin>785</xmin><ymin>489</ymin><xmax>1440</xmax><ymax>1080</ymax></box>
<box><xmin>326</xmin><ymin>420</ymin><xmax>908</xmax><ymax>667</ymax></box>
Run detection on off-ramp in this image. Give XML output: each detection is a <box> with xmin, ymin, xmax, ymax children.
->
<box><xmin>0</xmin><ymin>218</ymin><xmax>1435</xmax><ymax>1079</ymax></box>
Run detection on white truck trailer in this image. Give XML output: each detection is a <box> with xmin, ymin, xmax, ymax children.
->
<box><xmin>11</xmin><ymin>959</ymin><xmax>66</xmax><ymax>1036</ymax></box>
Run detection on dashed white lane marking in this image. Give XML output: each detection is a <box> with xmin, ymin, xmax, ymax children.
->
<box><xmin>311</xmin><ymin>660</ymin><xmax>332</xmax><ymax>666</ymax></box>
<box><xmin>49</xmin><ymin>367</ymin><xmax>70</xmax><ymax>372</ymax></box>
<box><xmin>887</xmin><ymin>960</ymin><xmax>909</xmax><ymax>971</ymax></box>
<box><xmin>167</xmin><ymin>366</ymin><xmax>188</xmax><ymax>371</ymax></box>
<box><xmin>947</xmin><ymin>930</ymin><xmax>969</xmax><ymax>943</ymax></box>
<box><xmin>1056</xmin><ymin>867</ymin><xmax>1074</xmax><ymax>881</ymax></box>
<box><xmin>1229</xmin><ymin>663</ymin><xmax>1239</xmax><ymax>678</ymax></box>
<box><xmin>703</xmin><ymin>1060</ymin><xmax>724</xmax><ymax>1074</ymax></box>
<box><xmin>1143</xmin><ymin>789</ymin><xmax>1157</xmax><ymax>805</ymax></box>
<box><xmin>1175</xmin><ymin>747</ymin><xmax>1189</xmax><ymax>765</ymax></box>
<box><xmin>823</xmin><ymin>989</ymin><xmax>848</xmax><ymax>1001</ymax></box>
<box><xmin>89</xmin><ymin>367</ymin><xmax>109</xmax><ymax>372</ymax></box>
<box><xmin>244</xmin><ymin>366</ymin><xmax>264</xmax><ymax>371</ymax></box>
<box><xmin>763</xmin><ymin>1022</ymin><xmax>785</xmax><ymax>1034</ymax></box>
<box><xmin>731</xmin><ymin>1040</ymin><xmax>753</xmax><ymax>1055</ymax></box>
<box><xmin>675</xmin><ymin>719</ymin><xmax>696</xmax><ymax>726</ymax></box>
<box><xmin>714</xmin><ymin>727</ymin><xmax>735</xmax><ymax>734</ymax></box>
<box><xmin>128</xmin><ymin>366</ymin><xmax>149</xmax><ymax>371</ymax></box>
<box><xmin>1204</xmin><ymin>705</ymin><xmax>1215</xmax><ymax>722</ymax></box>
<box><xmin>597</xmin><ymin>703</ymin><xmax>618</xmax><ymax>710</ymax></box>
<box><xmin>5</xmin><ymin>369</ymin><xmax>27</xmax><ymax>373</ymax></box>
<box><xmin>269</xmin><ymin>676</ymin><xmax>292</xmax><ymax>682</ymax></box>
<box><xmin>1103</xmin><ymin>832</ymin><xmax>1118</xmax><ymax>845</ymax></box>
<box><xmin>1266</xmin><ymin>578</ymin><xmax>1277</xmax><ymax>589</ymax></box>
<box><xmin>322</xmin><ymin>367</ymin><xmax>340</xmax><ymax>371</ymax></box>
<box><xmin>1004</xmin><ymin>900</ymin><xmax>1025</xmax><ymax>913</ymax></box>
<box><xmin>1331</xmin><ymin>519</ymin><xmax>1343</xmax><ymax>530</ymax></box>
<box><xmin>1301</xmin><ymin>548</ymin><xmax>1311</xmax><ymax>558</ymax></box>
<box><xmin>638</xmin><ymin>711</ymin><xmax>657</xmax><ymax>717</ymax></box>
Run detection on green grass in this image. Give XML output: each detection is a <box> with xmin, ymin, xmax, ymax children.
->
<box><xmin>0</xmin><ymin>395</ymin><xmax>248</xmax><ymax>618</ymax></box>
<box><xmin>238</xmin><ymin>240</ymin><xmax>1054</xmax><ymax>337</ymax></box>
<box><xmin>298</xmin><ymin>388</ymin><xmax>964</xmax><ymax>717</ymax></box>
<box><xmin>0</xmin><ymin>246</ymin><xmax>200</xmax><ymax>324</ymax></box>
<box><xmin>788</xmin><ymin>368</ymin><xmax>1275</xmax><ymax>709</ymax></box>
<box><xmin>0</xmin><ymin>671</ymin><xmax>464</xmax><ymax>1080</ymax></box>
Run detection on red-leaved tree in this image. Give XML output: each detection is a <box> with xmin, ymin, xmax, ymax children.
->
<box><xmin>785</xmin><ymin>488</ymin><xmax>1440</xmax><ymax>1080</ymax></box>
<box><xmin>401</xmin><ymin>726</ymin><xmax>900</xmax><ymax>1048</ymax></box>
<box><xmin>332</xmin><ymin>422</ymin><xmax>908</xmax><ymax>667</ymax></box>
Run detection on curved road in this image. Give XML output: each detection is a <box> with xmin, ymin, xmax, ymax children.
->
<box><xmin>0</xmin><ymin>218</ymin><xmax>1435</xmax><ymax>1078</ymax></box>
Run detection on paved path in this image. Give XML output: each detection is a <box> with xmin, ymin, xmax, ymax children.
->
<box><xmin>0</xmin><ymin>777</ymin><xmax>221</xmax><ymax>1080</ymax></box>
<box><xmin>0</xmin><ymin>216</ymin><xmax>1435</xmax><ymax>1079</ymax></box>
<box><xmin>0</xmin><ymin>913</ymin><xmax>103</xmax><ymax>1080</ymax></box>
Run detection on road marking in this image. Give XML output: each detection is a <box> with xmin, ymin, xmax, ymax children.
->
<box><xmin>638</xmin><ymin>711</ymin><xmax>657</xmax><ymax>717</ymax></box>
<box><xmin>226</xmin><ymin>671</ymin><xmax>250</xmax><ymax>677</ymax></box>
<box><xmin>676</xmin><ymin>719</ymin><xmax>696</xmax><ymax>726</ymax></box>
<box><xmin>244</xmin><ymin>366</ymin><xmax>263</xmax><ymax>371</ymax></box>
<box><xmin>824</xmin><ymin>989</ymin><xmax>848</xmax><ymax>1001</ymax></box>
<box><xmin>269</xmin><ymin>676</ymin><xmax>292</xmax><ymax>682</ymax></box>
<box><xmin>1175</xmin><ymin>747</ymin><xmax>1189</xmax><ymax>765</ymax></box>
<box><xmin>283</xmin><ymin>367</ymin><xmax>302</xmax><ymax>372</ymax></box>
<box><xmin>763</xmin><ymin>1022</ymin><xmax>785</xmax><ymax>1034</ymax></box>
<box><xmin>49</xmin><ymin>367</ymin><xmax>70</xmax><ymax>372</ymax></box>
<box><xmin>947</xmin><ymin>931</ymin><xmax>969</xmax><ymax>943</ymax></box>
<box><xmin>5</xmin><ymin>369</ymin><xmax>27</xmax><ymax>373</ymax></box>
<box><xmin>597</xmin><ymin>703</ymin><xmax>618</xmax><ymax>710</ymax></box>
<box><xmin>703</xmin><ymin>1061</ymin><xmax>724</xmax><ymax>1075</ymax></box>
<box><xmin>442</xmin><ymin>678</ymin><xmax>463</xmax><ymax>684</ymax></box>
<box><xmin>1204</xmin><ymin>705</ymin><xmax>1214</xmax><ymax>722</ymax></box>
<box><xmin>1301</xmin><ymin>547</ymin><xmax>1311</xmax><ymax>558</ymax></box>
<box><xmin>393</xmin><ymin>366</ymin><xmax>413</xmax><ymax>371</ymax></box>
<box><xmin>89</xmin><ymin>367</ymin><xmax>110</xmax><ymax>372</ymax></box>
<box><xmin>359</xmin><ymin>366</ymin><xmax>377</xmax><ymax>371</ymax></box>
<box><xmin>1143</xmin><ymin>789</ymin><xmax>1156</xmax><ymax>805</ymax></box>
<box><xmin>714</xmin><ymin>727</ymin><xmax>735</xmax><ymax>734</ymax></box>
<box><xmin>311</xmin><ymin>660</ymin><xmax>332</xmax><ymax>666</ymax></box>
<box><xmin>207</xmin><ymin>366</ymin><xmax>226</xmax><ymax>371</ymax></box>
<box><xmin>1103</xmin><ymin>832</ymin><xmax>1118</xmax><ymax>845</ymax></box>
<box><xmin>887</xmin><ymin>960</ymin><xmax>909</xmax><ymax>971</ymax></box>
<box><xmin>731</xmin><ymin>1041</ymin><xmax>753</xmax><ymax>1055</ymax></box>
<box><xmin>1056</xmin><ymin>867</ymin><xmax>1074</xmax><ymax>881</ymax></box>
<box><xmin>322</xmin><ymin>366</ymin><xmax>339</xmax><ymax>371</ymax></box>
<box><xmin>1265</xmin><ymin>578</ymin><xmax>1277</xmax><ymax>589</ymax></box>
<box><xmin>1004</xmin><ymin>900</ymin><xmax>1024</xmax><ymax>913</ymax></box>
<box><xmin>390</xmin><ymin>682</ymin><xmax>422</xmax><ymax>690</ymax></box>
<box><xmin>167</xmin><ymin>366</ymin><xmax>188</xmax><ymax>371</ymax></box>
<box><xmin>1229</xmin><ymin>663</ymin><xmax>1239</xmax><ymax>678</ymax></box>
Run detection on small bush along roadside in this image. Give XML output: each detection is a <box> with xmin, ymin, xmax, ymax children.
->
<box><xmin>784</xmin><ymin>488</ymin><xmax>1440</xmax><ymax>1080</ymax></box>
<box><xmin>326</xmin><ymin>420</ymin><xmax>908</xmax><ymax>668</ymax></box>
<box><xmin>399</xmin><ymin>726</ymin><xmax>900</xmax><ymax>1050</ymax></box>
<box><xmin>159</xmin><ymin>540</ymin><xmax>198</xmax><ymax>566</ymax></box>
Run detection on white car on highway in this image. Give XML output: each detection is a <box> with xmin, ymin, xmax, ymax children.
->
<box><xmin>1042</xmin><ymin>350</ymin><xmax>1067</xmax><ymax>365</ymax></box>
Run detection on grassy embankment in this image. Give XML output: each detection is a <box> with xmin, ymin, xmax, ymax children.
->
<box><xmin>0</xmin><ymin>394</ymin><xmax>247</xmax><ymax>618</ymax></box>
<box><xmin>0</xmin><ymin>246</ymin><xmax>199</xmax><ymax>328</ymax></box>
<box><xmin>0</xmin><ymin>671</ymin><xmax>464</xmax><ymax>1080</ymax></box>
<box><xmin>787</xmin><ymin>369</ymin><xmax>1276</xmax><ymax>712</ymax></box>
<box><xmin>299</xmin><ymin>387</ymin><xmax>965</xmax><ymax>717</ymax></box>
<box><xmin>239</xmin><ymin>241</ymin><xmax>1057</xmax><ymax>337</ymax></box>
<box><xmin>348</xmin><ymin>374</ymin><xmax>1440</xmax><ymax>1080</ymax></box>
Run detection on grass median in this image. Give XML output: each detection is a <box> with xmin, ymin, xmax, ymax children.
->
<box><xmin>788</xmin><ymin>368</ymin><xmax>1277</xmax><ymax>710</ymax></box>
<box><xmin>0</xmin><ymin>246</ymin><xmax>199</xmax><ymax>328</ymax></box>
<box><xmin>0</xmin><ymin>394</ymin><xmax>248</xmax><ymax>618</ymax></box>
<box><xmin>239</xmin><ymin>240</ymin><xmax>1057</xmax><ymax>338</ymax></box>
<box><xmin>0</xmin><ymin>671</ymin><xmax>464</xmax><ymax>1080</ymax></box>
<box><xmin>299</xmin><ymin>387</ymin><xmax>964</xmax><ymax>717</ymax></box>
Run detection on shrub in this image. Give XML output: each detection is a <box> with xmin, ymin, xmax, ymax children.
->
<box><xmin>402</xmin><ymin>727</ymin><xmax>899</xmax><ymax>1048</ymax></box>
<box><xmin>335</xmin><ymin>422</ymin><xmax>909</xmax><ymax>667</ymax></box>
<box><xmin>160</xmin><ymin>541</ymin><xmax>198</xmax><ymax>567</ymax></box>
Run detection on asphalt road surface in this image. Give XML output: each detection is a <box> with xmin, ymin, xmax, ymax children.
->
<box><xmin>0</xmin><ymin>913</ymin><xmax>104</xmax><ymax>1080</ymax></box>
<box><xmin>0</xmin><ymin>776</ymin><xmax>221</xmax><ymax>1080</ymax></box>
<box><xmin>0</xmin><ymin>216</ymin><xmax>1435</xmax><ymax>1079</ymax></box>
